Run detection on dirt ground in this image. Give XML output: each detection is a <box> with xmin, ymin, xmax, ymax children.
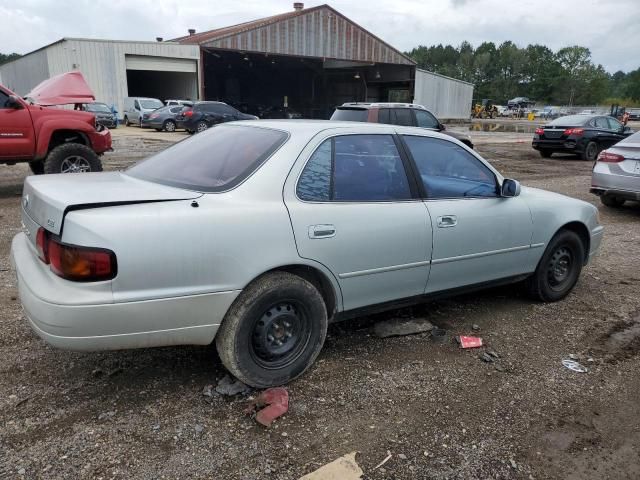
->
<box><xmin>1</xmin><ymin>122</ymin><xmax>639</xmax><ymax>480</ymax></box>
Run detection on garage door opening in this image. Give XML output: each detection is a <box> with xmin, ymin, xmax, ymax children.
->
<box><xmin>125</xmin><ymin>54</ymin><xmax>198</xmax><ymax>102</ymax></box>
<box><xmin>202</xmin><ymin>49</ymin><xmax>414</xmax><ymax>119</ymax></box>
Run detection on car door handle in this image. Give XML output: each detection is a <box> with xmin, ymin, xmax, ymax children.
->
<box><xmin>308</xmin><ymin>224</ymin><xmax>336</xmax><ymax>239</ymax></box>
<box><xmin>437</xmin><ymin>215</ymin><xmax>457</xmax><ymax>228</ymax></box>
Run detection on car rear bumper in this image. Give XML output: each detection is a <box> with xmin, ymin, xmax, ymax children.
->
<box><xmin>11</xmin><ymin>232</ymin><xmax>240</xmax><ymax>351</ymax></box>
<box><xmin>591</xmin><ymin>163</ymin><xmax>640</xmax><ymax>200</ymax></box>
<box><xmin>88</xmin><ymin>128</ymin><xmax>112</xmax><ymax>154</ymax></box>
<box><xmin>532</xmin><ymin>138</ymin><xmax>584</xmax><ymax>152</ymax></box>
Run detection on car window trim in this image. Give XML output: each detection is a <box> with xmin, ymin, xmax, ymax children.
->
<box><xmin>293</xmin><ymin>132</ymin><xmax>423</xmax><ymax>204</ymax></box>
<box><xmin>398</xmin><ymin>134</ymin><xmax>501</xmax><ymax>200</ymax></box>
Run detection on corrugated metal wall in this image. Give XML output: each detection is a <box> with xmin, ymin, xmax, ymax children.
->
<box><xmin>0</xmin><ymin>48</ymin><xmax>50</xmax><ymax>94</ymax></box>
<box><xmin>413</xmin><ymin>69</ymin><xmax>474</xmax><ymax>120</ymax></box>
<box><xmin>202</xmin><ymin>7</ymin><xmax>414</xmax><ymax>66</ymax></box>
<box><xmin>45</xmin><ymin>39</ymin><xmax>200</xmax><ymax>115</ymax></box>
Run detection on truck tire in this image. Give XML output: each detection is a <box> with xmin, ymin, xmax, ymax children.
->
<box><xmin>44</xmin><ymin>143</ymin><xmax>103</xmax><ymax>174</ymax></box>
<box><xmin>28</xmin><ymin>161</ymin><xmax>45</xmax><ymax>175</ymax></box>
<box><xmin>216</xmin><ymin>272</ymin><xmax>328</xmax><ymax>388</ymax></box>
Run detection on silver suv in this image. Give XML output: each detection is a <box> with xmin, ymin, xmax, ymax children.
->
<box><xmin>591</xmin><ymin>129</ymin><xmax>640</xmax><ymax>207</ymax></box>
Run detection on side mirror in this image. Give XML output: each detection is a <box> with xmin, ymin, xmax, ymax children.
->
<box><xmin>623</xmin><ymin>126</ymin><xmax>632</xmax><ymax>134</ymax></box>
<box><xmin>501</xmin><ymin>178</ymin><xmax>521</xmax><ymax>197</ymax></box>
<box><xmin>438</xmin><ymin>123</ymin><xmax>446</xmax><ymax>131</ymax></box>
<box><xmin>6</xmin><ymin>95</ymin><xmax>23</xmax><ymax>109</ymax></box>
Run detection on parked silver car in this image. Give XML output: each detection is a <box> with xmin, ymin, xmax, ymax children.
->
<box><xmin>11</xmin><ymin>121</ymin><xmax>603</xmax><ymax>387</ymax></box>
<box><xmin>591</xmin><ymin>129</ymin><xmax>640</xmax><ymax>207</ymax></box>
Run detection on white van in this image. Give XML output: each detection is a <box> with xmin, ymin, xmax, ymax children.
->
<box><xmin>123</xmin><ymin>97</ymin><xmax>164</xmax><ymax>126</ymax></box>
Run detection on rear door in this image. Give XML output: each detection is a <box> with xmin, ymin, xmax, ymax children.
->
<box><xmin>284</xmin><ymin>129</ymin><xmax>432</xmax><ymax>311</ymax></box>
<box><xmin>0</xmin><ymin>89</ymin><xmax>34</xmax><ymax>159</ymax></box>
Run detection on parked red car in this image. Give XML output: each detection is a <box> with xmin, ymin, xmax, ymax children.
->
<box><xmin>0</xmin><ymin>71</ymin><xmax>111</xmax><ymax>174</ymax></box>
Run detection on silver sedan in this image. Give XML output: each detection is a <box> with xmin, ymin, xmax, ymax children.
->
<box><xmin>11</xmin><ymin>121</ymin><xmax>603</xmax><ymax>387</ymax></box>
<box><xmin>591</xmin><ymin>129</ymin><xmax>640</xmax><ymax>207</ymax></box>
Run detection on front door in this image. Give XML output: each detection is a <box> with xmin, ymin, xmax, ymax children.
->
<box><xmin>0</xmin><ymin>90</ymin><xmax>34</xmax><ymax>159</ymax></box>
<box><xmin>284</xmin><ymin>130</ymin><xmax>432</xmax><ymax>311</ymax></box>
<box><xmin>400</xmin><ymin>134</ymin><xmax>534</xmax><ymax>293</ymax></box>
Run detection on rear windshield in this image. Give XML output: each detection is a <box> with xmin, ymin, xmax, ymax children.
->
<box><xmin>126</xmin><ymin>125</ymin><xmax>288</xmax><ymax>192</ymax></box>
<box><xmin>140</xmin><ymin>99</ymin><xmax>163</xmax><ymax>109</ymax></box>
<box><xmin>87</xmin><ymin>103</ymin><xmax>111</xmax><ymax>113</ymax></box>
<box><xmin>331</xmin><ymin>108</ymin><xmax>368</xmax><ymax>122</ymax></box>
<box><xmin>547</xmin><ymin>115</ymin><xmax>589</xmax><ymax>126</ymax></box>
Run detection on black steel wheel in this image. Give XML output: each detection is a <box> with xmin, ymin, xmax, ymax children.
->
<box><xmin>216</xmin><ymin>272</ymin><xmax>328</xmax><ymax>388</ymax></box>
<box><xmin>526</xmin><ymin>230</ymin><xmax>585</xmax><ymax>302</ymax></box>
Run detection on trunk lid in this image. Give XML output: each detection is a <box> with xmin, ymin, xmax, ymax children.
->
<box><xmin>22</xmin><ymin>172</ymin><xmax>201</xmax><ymax>235</ymax></box>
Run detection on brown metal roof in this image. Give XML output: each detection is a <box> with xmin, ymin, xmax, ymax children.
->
<box><xmin>173</xmin><ymin>4</ymin><xmax>415</xmax><ymax>66</ymax></box>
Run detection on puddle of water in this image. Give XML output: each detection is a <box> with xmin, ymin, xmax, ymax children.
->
<box><xmin>469</xmin><ymin>122</ymin><xmax>540</xmax><ymax>134</ymax></box>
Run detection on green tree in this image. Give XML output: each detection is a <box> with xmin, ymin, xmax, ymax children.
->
<box><xmin>0</xmin><ymin>52</ymin><xmax>21</xmax><ymax>66</ymax></box>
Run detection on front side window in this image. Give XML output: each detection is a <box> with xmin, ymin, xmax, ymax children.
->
<box><xmin>415</xmin><ymin>109</ymin><xmax>439</xmax><ymax>129</ymax></box>
<box><xmin>392</xmin><ymin>109</ymin><xmax>414</xmax><ymax>126</ymax></box>
<box><xmin>297</xmin><ymin>135</ymin><xmax>412</xmax><ymax>202</ymax></box>
<box><xmin>140</xmin><ymin>99</ymin><xmax>163</xmax><ymax>110</ymax></box>
<box><xmin>0</xmin><ymin>90</ymin><xmax>9</xmax><ymax>108</ymax></box>
<box><xmin>607</xmin><ymin>116</ymin><xmax>622</xmax><ymax>131</ymax></box>
<box><xmin>403</xmin><ymin>136</ymin><xmax>497</xmax><ymax>199</ymax></box>
<box><xmin>127</xmin><ymin>125</ymin><xmax>288</xmax><ymax>192</ymax></box>
<box><xmin>134</xmin><ymin>100</ymin><xmax>140</xmax><ymax>109</ymax></box>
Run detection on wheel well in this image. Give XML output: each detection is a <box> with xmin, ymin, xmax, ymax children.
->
<box><xmin>263</xmin><ymin>265</ymin><xmax>338</xmax><ymax>318</ymax></box>
<box><xmin>560</xmin><ymin>222</ymin><xmax>590</xmax><ymax>263</ymax></box>
<box><xmin>48</xmin><ymin>130</ymin><xmax>89</xmax><ymax>152</ymax></box>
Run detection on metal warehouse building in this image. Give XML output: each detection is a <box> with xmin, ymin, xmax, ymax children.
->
<box><xmin>0</xmin><ymin>3</ymin><xmax>473</xmax><ymax>120</ymax></box>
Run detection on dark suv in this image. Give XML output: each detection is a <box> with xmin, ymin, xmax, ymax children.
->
<box><xmin>179</xmin><ymin>101</ymin><xmax>258</xmax><ymax>134</ymax></box>
<box><xmin>330</xmin><ymin>103</ymin><xmax>474</xmax><ymax>149</ymax></box>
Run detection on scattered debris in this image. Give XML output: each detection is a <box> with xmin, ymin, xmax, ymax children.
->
<box><xmin>372</xmin><ymin>317</ymin><xmax>433</xmax><ymax>338</ymax></box>
<box><xmin>374</xmin><ymin>452</ymin><xmax>393</xmax><ymax>469</ymax></box>
<box><xmin>194</xmin><ymin>424</ymin><xmax>204</xmax><ymax>434</ymax></box>
<box><xmin>397</xmin><ymin>453</ymin><xmax>407</xmax><ymax>460</ymax></box>
<box><xmin>215</xmin><ymin>374</ymin><xmax>252</xmax><ymax>396</ymax></box>
<box><xmin>430</xmin><ymin>327</ymin><xmax>449</xmax><ymax>343</ymax></box>
<box><xmin>299</xmin><ymin>452</ymin><xmax>363</xmax><ymax>479</ymax></box>
<box><xmin>245</xmin><ymin>388</ymin><xmax>289</xmax><ymax>427</ymax></box>
<box><xmin>472</xmin><ymin>324</ymin><xmax>480</xmax><ymax>331</ymax></box>
<box><xmin>458</xmin><ymin>336</ymin><xmax>483</xmax><ymax>349</ymax></box>
<box><xmin>479</xmin><ymin>352</ymin><xmax>495</xmax><ymax>363</ymax></box>
<box><xmin>486</xmin><ymin>350</ymin><xmax>500</xmax><ymax>359</ymax></box>
<box><xmin>202</xmin><ymin>384</ymin><xmax>215</xmax><ymax>398</ymax></box>
<box><xmin>561</xmin><ymin>359</ymin><xmax>588</xmax><ymax>373</ymax></box>
<box><xmin>91</xmin><ymin>368</ymin><xmax>104</xmax><ymax>378</ymax></box>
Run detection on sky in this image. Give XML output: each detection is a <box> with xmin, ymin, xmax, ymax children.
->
<box><xmin>1</xmin><ymin>0</ymin><xmax>639</xmax><ymax>73</ymax></box>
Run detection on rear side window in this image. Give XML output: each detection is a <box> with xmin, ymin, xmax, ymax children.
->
<box><xmin>127</xmin><ymin>125</ymin><xmax>288</xmax><ymax>192</ymax></box>
<box><xmin>378</xmin><ymin>109</ymin><xmax>391</xmax><ymax>124</ymax></box>
<box><xmin>330</xmin><ymin>108</ymin><xmax>368</xmax><ymax>122</ymax></box>
<box><xmin>594</xmin><ymin>117</ymin><xmax>609</xmax><ymax>129</ymax></box>
<box><xmin>297</xmin><ymin>135</ymin><xmax>412</xmax><ymax>202</ymax></box>
<box><xmin>392</xmin><ymin>109</ymin><xmax>414</xmax><ymax>126</ymax></box>
<box><xmin>403</xmin><ymin>136</ymin><xmax>497</xmax><ymax>199</ymax></box>
<box><xmin>170</xmin><ymin>107</ymin><xmax>183</xmax><ymax>114</ymax></box>
<box><xmin>607</xmin><ymin>117</ymin><xmax>622</xmax><ymax>130</ymax></box>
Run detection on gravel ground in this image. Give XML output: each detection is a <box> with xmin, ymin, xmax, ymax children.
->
<box><xmin>1</xmin><ymin>124</ymin><xmax>639</xmax><ymax>479</ymax></box>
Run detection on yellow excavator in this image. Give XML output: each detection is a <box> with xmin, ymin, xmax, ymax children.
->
<box><xmin>471</xmin><ymin>99</ymin><xmax>498</xmax><ymax>119</ymax></box>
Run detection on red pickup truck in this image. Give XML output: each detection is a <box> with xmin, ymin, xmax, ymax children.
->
<box><xmin>0</xmin><ymin>77</ymin><xmax>111</xmax><ymax>174</ymax></box>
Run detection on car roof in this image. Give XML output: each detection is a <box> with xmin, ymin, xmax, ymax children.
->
<box><xmin>338</xmin><ymin>102</ymin><xmax>428</xmax><ymax>110</ymax></box>
<box><xmin>548</xmin><ymin>114</ymin><xmax>598</xmax><ymax>125</ymax></box>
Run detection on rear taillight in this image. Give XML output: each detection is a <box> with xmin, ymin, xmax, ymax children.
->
<box><xmin>184</xmin><ymin>110</ymin><xmax>193</xmax><ymax>117</ymax></box>
<box><xmin>535</xmin><ymin>127</ymin><xmax>544</xmax><ymax>135</ymax></box>
<box><xmin>36</xmin><ymin>227</ymin><xmax>48</xmax><ymax>262</ymax></box>
<box><xmin>563</xmin><ymin>128</ymin><xmax>584</xmax><ymax>136</ymax></box>
<box><xmin>597</xmin><ymin>151</ymin><xmax>625</xmax><ymax>163</ymax></box>
<box><xmin>35</xmin><ymin>227</ymin><xmax>116</xmax><ymax>282</ymax></box>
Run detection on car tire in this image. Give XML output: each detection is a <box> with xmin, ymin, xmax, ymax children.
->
<box><xmin>187</xmin><ymin>130</ymin><xmax>195</xmax><ymax>135</ymax></box>
<box><xmin>44</xmin><ymin>143</ymin><xmax>103</xmax><ymax>174</ymax></box>
<box><xmin>582</xmin><ymin>141</ymin><xmax>599</xmax><ymax>161</ymax></box>
<box><xmin>600</xmin><ymin>194</ymin><xmax>625</xmax><ymax>208</ymax></box>
<box><xmin>163</xmin><ymin>120</ymin><xmax>177</xmax><ymax>132</ymax></box>
<box><xmin>124</xmin><ymin>116</ymin><xmax>130</xmax><ymax>127</ymax></box>
<box><xmin>196</xmin><ymin>121</ymin><xmax>208</xmax><ymax>133</ymax></box>
<box><xmin>539</xmin><ymin>150</ymin><xmax>553</xmax><ymax>158</ymax></box>
<box><xmin>526</xmin><ymin>230</ymin><xmax>585</xmax><ymax>302</ymax></box>
<box><xmin>28</xmin><ymin>160</ymin><xmax>45</xmax><ymax>175</ymax></box>
<box><xmin>215</xmin><ymin>272</ymin><xmax>328</xmax><ymax>388</ymax></box>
